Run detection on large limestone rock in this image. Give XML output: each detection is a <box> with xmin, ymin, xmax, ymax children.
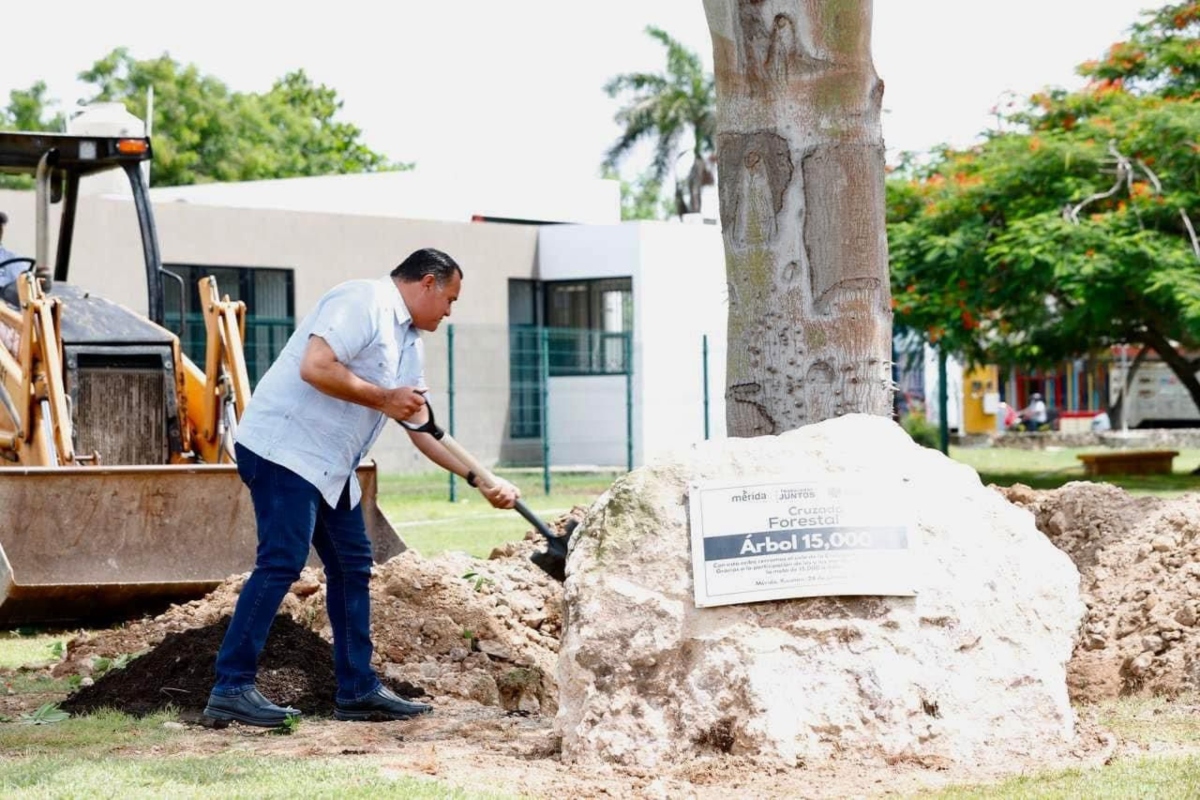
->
<box><xmin>556</xmin><ymin>414</ymin><xmax>1084</xmax><ymax>769</ymax></box>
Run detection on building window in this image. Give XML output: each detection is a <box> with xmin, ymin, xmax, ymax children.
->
<box><xmin>161</xmin><ymin>264</ymin><xmax>295</xmax><ymax>387</ymax></box>
<box><xmin>544</xmin><ymin>277</ymin><xmax>632</xmax><ymax>376</ymax></box>
<box><xmin>508</xmin><ymin>279</ymin><xmax>543</xmax><ymax>439</ymax></box>
<box><xmin>507</xmin><ymin>277</ymin><xmax>633</xmax><ymax>440</ymax></box>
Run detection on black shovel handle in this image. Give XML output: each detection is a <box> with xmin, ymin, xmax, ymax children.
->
<box><xmin>396</xmin><ymin>399</ymin><xmax>566</xmax><ymax>556</ymax></box>
<box><xmin>395</xmin><ymin>394</ymin><xmax>445</xmax><ymax>439</ymax></box>
<box><xmin>513</xmin><ymin>499</ymin><xmax>568</xmax><ymax>556</ymax></box>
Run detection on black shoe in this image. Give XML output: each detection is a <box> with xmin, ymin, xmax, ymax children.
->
<box><xmin>334</xmin><ymin>685</ymin><xmax>433</xmax><ymax>722</ymax></box>
<box><xmin>203</xmin><ymin>687</ymin><xmax>301</xmax><ymax>728</ymax></box>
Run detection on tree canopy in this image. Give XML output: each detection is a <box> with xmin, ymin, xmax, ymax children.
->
<box><xmin>887</xmin><ymin>1</ymin><xmax>1200</xmax><ymax>408</ymax></box>
<box><xmin>602</xmin><ymin>26</ymin><xmax>716</xmax><ymax>219</ymax></box>
<box><xmin>2</xmin><ymin>48</ymin><xmax>404</xmax><ymax>187</ymax></box>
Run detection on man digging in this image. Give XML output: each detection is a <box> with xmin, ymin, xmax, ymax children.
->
<box><xmin>203</xmin><ymin>247</ymin><xmax>519</xmax><ymax>728</ymax></box>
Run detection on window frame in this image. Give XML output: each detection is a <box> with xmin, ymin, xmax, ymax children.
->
<box><xmin>161</xmin><ymin>263</ymin><xmax>296</xmax><ymax>387</ymax></box>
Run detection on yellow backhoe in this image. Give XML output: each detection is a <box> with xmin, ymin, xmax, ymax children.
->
<box><xmin>0</xmin><ymin>124</ymin><xmax>402</xmax><ymax>625</ymax></box>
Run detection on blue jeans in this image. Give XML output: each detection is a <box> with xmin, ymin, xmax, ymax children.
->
<box><xmin>212</xmin><ymin>443</ymin><xmax>381</xmax><ymax>704</ymax></box>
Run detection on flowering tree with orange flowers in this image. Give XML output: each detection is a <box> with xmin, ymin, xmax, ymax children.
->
<box><xmin>887</xmin><ymin>1</ymin><xmax>1200</xmax><ymax>414</ymax></box>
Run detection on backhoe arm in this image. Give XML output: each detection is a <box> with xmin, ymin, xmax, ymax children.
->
<box><xmin>0</xmin><ymin>272</ymin><xmax>76</xmax><ymax>465</ymax></box>
<box><xmin>179</xmin><ymin>276</ymin><xmax>251</xmax><ymax>463</ymax></box>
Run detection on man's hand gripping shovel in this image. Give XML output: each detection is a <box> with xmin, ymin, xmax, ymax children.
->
<box><xmin>396</xmin><ymin>400</ymin><xmax>570</xmax><ymax>582</ymax></box>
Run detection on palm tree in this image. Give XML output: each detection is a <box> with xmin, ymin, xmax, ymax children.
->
<box><xmin>602</xmin><ymin>26</ymin><xmax>716</xmax><ymax>218</ymax></box>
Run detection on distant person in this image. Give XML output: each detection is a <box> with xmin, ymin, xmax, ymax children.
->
<box><xmin>1018</xmin><ymin>393</ymin><xmax>1049</xmax><ymax>431</ymax></box>
<box><xmin>0</xmin><ymin>211</ymin><xmax>31</xmax><ymax>307</ymax></box>
<box><xmin>998</xmin><ymin>401</ymin><xmax>1019</xmax><ymax>431</ymax></box>
<box><xmin>0</xmin><ymin>211</ymin><xmax>28</xmax><ymax>355</ymax></box>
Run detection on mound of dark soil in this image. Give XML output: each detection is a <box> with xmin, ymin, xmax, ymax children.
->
<box><xmin>60</xmin><ymin>614</ymin><xmax>422</xmax><ymax>719</ymax></box>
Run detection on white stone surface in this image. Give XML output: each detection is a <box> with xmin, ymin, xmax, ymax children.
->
<box><xmin>556</xmin><ymin>414</ymin><xmax>1084</xmax><ymax>768</ymax></box>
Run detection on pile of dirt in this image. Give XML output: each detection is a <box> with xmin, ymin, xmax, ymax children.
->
<box><xmin>996</xmin><ymin>482</ymin><xmax>1200</xmax><ymax>702</ymax></box>
<box><xmin>50</xmin><ymin>483</ymin><xmax>1200</xmax><ymax>719</ymax></box>
<box><xmin>60</xmin><ymin>614</ymin><xmax>420</xmax><ymax>718</ymax></box>
<box><xmin>55</xmin><ymin>508</ymin><xmax>583</xmax><ymax>718</ymax></box>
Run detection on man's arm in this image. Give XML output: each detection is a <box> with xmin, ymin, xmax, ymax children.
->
<box><xmin>302</xmin><ymin>334</ymin><xmax>518</xmax><ymax>509</ymax></box>
<box><xmin>300</xmin><ymin>335</ymin><xmax>427</xmax><ymax>420</ymax></box>
<box><xmin>402</xmin><ymin>406</ymin><xmax>519</xmax><ymax>510</ymax></box>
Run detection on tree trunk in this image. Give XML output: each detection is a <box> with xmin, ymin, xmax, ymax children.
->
<box><xmin>1141</xmin><ymin>326</ymin><xmax>1200</xmax><ymax>420</ymax></box>
<box><xmin>1107</xmin><ymin>345</ymin><xmax>1149</xmax><ymax>429</ymax></box>
<box><xmin>703</xmin><ymin>0</ymin><xmax>892</xmax><ymax>436</ymax></box>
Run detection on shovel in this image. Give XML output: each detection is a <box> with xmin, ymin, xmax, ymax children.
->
<box><xmin>396</xmin><ymin>401</ymin><xmax>570</xmax><ymax>582</ymax></box>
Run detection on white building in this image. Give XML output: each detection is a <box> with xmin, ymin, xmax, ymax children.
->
<box><xmin>0</xmin><ymin>164</ymin><xmax>727</xmax><ymax>473</ymax></box>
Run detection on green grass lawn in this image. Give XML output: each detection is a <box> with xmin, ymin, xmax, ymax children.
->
<box><xmin>376</xmin><ymin>469</ymin><xmax>621</xmax><ymax>558</ymax></box>
<box><xmin>375</xmin><ymin>447</ymin><xmax>1200</xmax><ymax>560</ymax></box>
<box><xmin>950</xmin><ymin>445</ymin><xmax>1200</xmax><ymax>496</ymax></box>
<box><xmin>0</xmin><ymin>632</ymin><xmax>64</xmax><ymax>671</ymax></box>
<box><xmin>0</xmin><ymin>717</ymin><xmax>517</xmax><ymax>799</ymax></box>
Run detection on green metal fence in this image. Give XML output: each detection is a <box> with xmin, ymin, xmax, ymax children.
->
<box><xmin>165</xmin><ymin>312</ymin><xmax>294</xmax><ymax>387</ymax></box>
<box><xmin>443</xmin><ymin>323</ymin><xmax>634</xmax><ymax>499</ymax></box>
<box><xmin>161</xmin><ymin>316</ymin><xmax>635</xmax><ymax>500</ymax></box>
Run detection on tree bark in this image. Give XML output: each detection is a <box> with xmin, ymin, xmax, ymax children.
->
<box><xmin>703</xmin><ymin>0</ymin><xmax>892</xmax><ymax>436</ymax></box>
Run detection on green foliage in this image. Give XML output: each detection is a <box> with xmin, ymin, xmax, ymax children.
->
<box><xmin>929</xmin><ymin>755</ymin><xmax>1200</xmax><ymax>799</ymax></box>
<box><xmin>2</xmin><ymin>48</ymin><xmax>405</xmax><ymax>188</ymax></box>
<box><xmin>601</xmin><ymin>166</ymin><xmax>673</xmax><ymax>221</ymax></box>
<box><xmin>0</xmin><ymin>753</ymin><xmax>515</xmax><ymax>798</ymax></box>
<box><xmin>1075</xmin><ymin>2</ymin><xmax>1200</xmax><ymax>99</ymax></box>
<box><xmin>0</xmin><ymin>633</ymin><xmax>66</xmax><ymax>670</ymax></box>
<box><xmin>0</xmin><ymin>82</ymin><xmax>66</xmax><ymax>133</ymax></box>
<box><xmin>89</xmin><ymin>657</ymin><xmax>114</xmax><ymax>676</ymax></box>
<box><xmin>899</xmin><ymin>410</ymin><xmax>940</xmax><ymax>449</ymax></box>
<box><xmin>887</xmin><ymin>2</ymin><xmax>1200</xmax><ymax>410</ymax></box>
<box><xmin>603</xmin><ymin>26</ymin><xmax>716</xmax><ymax>217</ymax></box>
<box><xmin>0</xmin><ymin>82</ymin><xmax>65</xmax><ymax>189</ymax></box>
<box><xmin>460</xmin><ymin>571</ymin><xmax>493</xmax><ymax>592</ymax></box>
<box><xmin>89</xmin><ymin>651</ymin><xmax>142</xmax><ymax>678</ymax></box>
<box><xmin>269</xmin><ymin>714</ymin><xmax>301</xmax><ymax>736</ymax></box>
<box><xmin>18</xmin><ymin>703</ymin><xmax>69</xmax><ymax>725</ymax></box>
<box><xmin>0</xmin><ymin>708</ymin><xmax>182</xmax><ymax>753</ymax></box>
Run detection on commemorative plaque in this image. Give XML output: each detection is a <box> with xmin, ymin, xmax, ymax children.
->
<box><xmin>688</xmin><ymin>477</ymin><xmax>917</xmax><ymax>608</ymax></box>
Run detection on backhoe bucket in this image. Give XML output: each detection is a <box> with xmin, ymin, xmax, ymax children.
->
<box><xmin>0</xmin><ymin>462</ymin><xmax>403</xmax><ymax>626</ymax></box>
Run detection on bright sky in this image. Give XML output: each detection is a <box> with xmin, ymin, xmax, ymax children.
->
<box><xmin>2</xmin><ymin>1</ymin><xmax>1158</xmax><ymax>183</ymax></box>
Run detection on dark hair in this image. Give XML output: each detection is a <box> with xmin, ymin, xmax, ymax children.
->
<box><xmin>391</xmin><ymin>248</ymin><xmax>463</xmax><ymax>284</ymax></box>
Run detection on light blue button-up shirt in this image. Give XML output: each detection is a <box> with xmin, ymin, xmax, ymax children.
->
<box><xmin>235</xmin><ymin>276</ymin><xmax>424</xmax><ymax>508</ymax></box>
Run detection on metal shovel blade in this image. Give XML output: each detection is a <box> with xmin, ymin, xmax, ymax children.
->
<box><xmin>513</xmin><ymin>499</ymin><xmax>569</xmax><ymax>581</ymax></box>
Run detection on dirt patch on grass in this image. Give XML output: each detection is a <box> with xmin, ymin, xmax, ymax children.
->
<box><xmin>997</xmin><ymin>482</ymin><xmax>1200</xmax><ymax>703</ymax></box>
<box><xmin>50</xmin><ymin>510</ymin><xmax>578</xmax><ymax>719</ymax></box>
<box><xmin>58</xmin><ymin>615</ymin><xmax>425</xmax><ymax>719</ymax></box>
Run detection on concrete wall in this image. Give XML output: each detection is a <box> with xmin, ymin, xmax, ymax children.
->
<box><xmin>635</xmin><ymin>223</ymin><xmax>728</xmax><ymax>459</ymax></box>
<box><xmin>0</xmin><ymin>188</ymin><xmax>539</xmax><ymax>472</ymax></box>
<box><xmin>545</xmin><ymin>374</ymin><xmax>630</xmax><ymax>467</ymax></box>
<box><xmin>0</xmin><ymin>185</ymin><xmax>734</xmax><ymax>474</ymax></box>
<box><xmin>536</xmin><ymin>224</ymin><xmax>639</xmax><ymax>467</ymax></box>
<box><xmin>0</xmin><ymin>189</ymin><xmax>40</xmax><ymax>262</ymax></box>
<box><xmin>537</xmin><ymin>221</ymin><xmax>728</xmax><ymax>467</ymax></box>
